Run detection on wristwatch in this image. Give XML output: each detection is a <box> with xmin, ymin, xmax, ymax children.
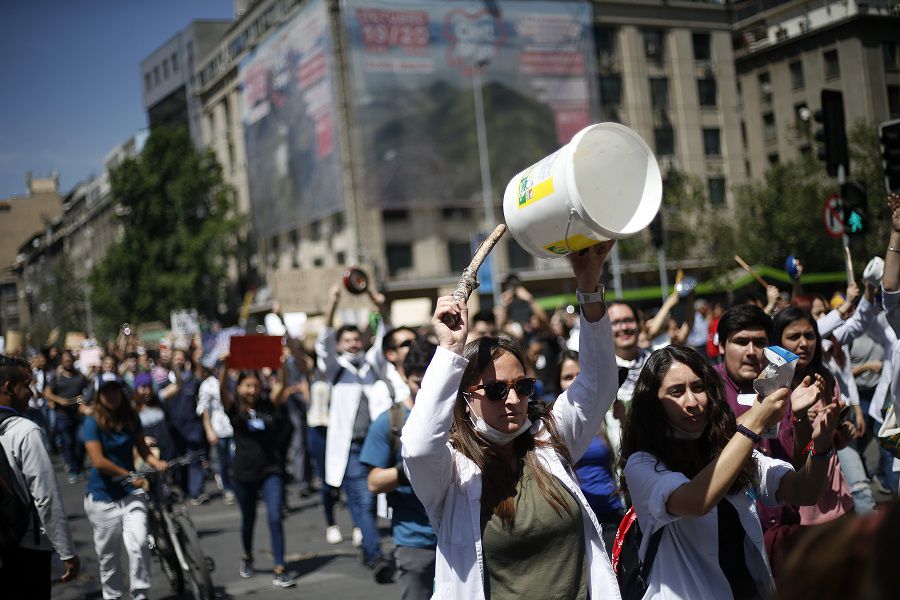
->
<box><xmin>576</xmin><ymin>285</ymin><xmax>606</xmax><ymax>305</ymax></box>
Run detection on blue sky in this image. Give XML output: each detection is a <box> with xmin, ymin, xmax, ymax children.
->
<box><xmin>0</xmin><ymin>1</ymin><xmax>233</xmax><ymax>199</ymax></box>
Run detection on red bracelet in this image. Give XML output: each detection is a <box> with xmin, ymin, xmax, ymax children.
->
<box><xmin>803</xmin><ymin>440</ymin><xmax>834</xmax><ymax>459</ymax></box>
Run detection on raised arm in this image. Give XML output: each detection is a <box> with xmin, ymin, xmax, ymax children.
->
<box><xmin>401</xmin><ymin>296</ymin><xmax>468</xmax><ymax>518</ymax></box>
<box><xmin>644</xmin><ymin>292</ymin><xmax>679</xmax><ymax>340</ymax></box>
<box><xmin>552</xmin><ymin>242</ymin><xmax>616</xmax><ymax>460</ymax></box>
<box><xmin>663</xmin><ymin>388</ymin><xmax>788</xmax><ymax>517</ymax></box>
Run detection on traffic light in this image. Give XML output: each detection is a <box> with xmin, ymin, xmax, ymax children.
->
<box><xmin>841</xmin><ymin>180</ymin><xmax>867</xmax><ymax>236</ymax></box>
<box><xmin>881</xmin><ymin>119</ymin><xmax>900</xmax><ymax>193</ymax></box>
<box><xmin>649</xmin><ymin>212</ymin><xmax>664</xmax><ymax>249</ymax></box>
<box><xmin>814</xmin><ymin>90</ymin><xmax>849</xmax><ymax>177</ymax></box>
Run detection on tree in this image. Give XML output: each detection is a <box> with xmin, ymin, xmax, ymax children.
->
<box><xmin>90</xmin><ymin>127</ymin><xmax>237</xmax><ymax>337</ymax></box>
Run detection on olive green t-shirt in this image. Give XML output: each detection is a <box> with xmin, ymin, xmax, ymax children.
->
<box><xmin>481</xmin><ymin>461</ymin><xmax>587</xmax><ymax>600</ymax></box>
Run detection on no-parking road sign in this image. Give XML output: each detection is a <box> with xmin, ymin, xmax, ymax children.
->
<box><xmin>822</xmin><ymin>193</ymin><xmax>844</xmax><ymax>239</ymax></box>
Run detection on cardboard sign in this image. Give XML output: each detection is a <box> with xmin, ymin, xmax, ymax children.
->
<box><xmin>390</xmin><ymin>298</ymin><xmax>433</xmax><ymax>327</ymax></box>
<box><xmin>228</xmin><ymin>335</ymin><xmax>282</xmax><ymax>370</ymax></box>
<box><xmin>64</xmin><ymin>332</ymin><xmax>86</xmax><ymax>350</ymax></box>
<box><xmin>273</xmin><ymin>265</ymin><xmax>375</xmax><ymax>314</ymax></box>
<box><xmin>201</xmin><ymin>327</ymin><xmax>245</xmax><ymax>368</ymax></box>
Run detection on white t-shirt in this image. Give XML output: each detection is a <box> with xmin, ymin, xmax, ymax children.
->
<box><xmin>196</xmin><ymin>376</ymin><xmax>233</xmax><ymax>438</ymax></box>
<box><xmin>624</xmin><ymin>449</ymin><xmax>793</xmax><ymax>600</ymax></box>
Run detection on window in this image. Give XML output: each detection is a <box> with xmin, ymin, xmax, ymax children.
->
<box><xmin>768</xmin><ymin>153</ymin><xmax>780</xmax><ymax>165</ymax></box>
<box><xmin>758</xmin><ymin>72</ymin><xmax>772</xmax><ymax>102</ymax></box>
<box><xmin>507</xmin><ymin>239</ymin><xmax>533</xmax><ymax>270</ymax></box>
<box><xmin>144</xmin><ymin>73</ymin><xmax>152</xmax><ymax>91</ymax></box>
<box><xmin>599</xmin><ymin>76</ymin><xmax>622</xmax><ymax>116</ymax></box>
<box><xmin>153</xmin><ymin>66</ymin><xmax>160</xmax><ymax>85</ymax></box>
<box><xmin>697</xmin><ymin>78</ymin><xmax>717</xmax><ymax>107</ymax></box>
<box><xmin>594</xmin><ymin>26</ymin><xmax>617</xmax><ymax>65</ymax></box>
<box><xmin>643</xmin><ymin>29</ymin><xmax>665</xmax><ymax>64</ymax></box>
<box><xmin>313</xmin><ymin>257</ymin><xmax>324</xmax><ymax>267</ymax></box>
<box><xmin>889</xmin><ymin>85</ymin><xmax>900</xmax><ymax>118</ymax></box>
<box><xmin>763</xmin><ymin>112</ymin><xmax>777</xmax><ymax>142</ymax></box>
<box><xmin>336</xmin><ymin>251</ymin><xmax>346</xmax><ymax>265</ymax></box>
<box><xmin>442</xmin><ymin>207</ymin><xmax>472</xmax><ymax>220</ymax></box>
<box><xmin>708</xmin><ymin>178</ymin><xmax>726</xmax><ymax>206</ymax></box>
<box><xmin>703</xmin><ymin>128</ymin><xmax>721</xmax><ymax>156</ymax></box>
<box><xmin>824</xmin><ymin>49</ymin><xmax>840</xmax><ymax>79</ymax></box>
<box><xmin>162</xmin><ymin>59</ymin><xmax>169</xmax><ymax>78</ymax></box>
<box><xmin>333</xmin><ymin>212</ymin><xmax>345</xmax><ymax>232</ymax></box>
<box><xmin>386</xmin><ymin>243</ymin><xmax>413</xmax><ymax>275</ymax></box>
<box><xmin>692</xmin><ymin>33</ymin><xmax>711</xmax><ymax>61</ymax></box>
<box><xmin>448</xmin><ymin>241</ymin><xmax>471</xmax><ymax>273</ymax></box>
<box><xmin>789</xmin><ymin>60</ymin><xmax>804</xmax><ymax>89</ymax></box>
<box><xmin>884</xmin><ymin>42</ymin><xmax>899</xmax><ymax>72</ymax></box>
<box><xmin>310</xmin><ymin>220</ymin><xmax>321</xmax><ymax>241</ymax></box>
<box><xmin>171</xmin><ymin>53</ymin><xmax>179</xmax><ymax>72</ymax></box>
<box><xmin>654</xmin><ymin>126</ymin><xmax>675</xmax><ymax>156</ymax></box>
<box><xmin>650</xmin><ymin>78</ymin><xmax>669</xmax><ymax>110</ymax></box>
<box><xmin>382</xmin><ymin>209</ymin><xmax>409</xmax><ymax>223</ymax></box>
<box><xmin>740</xmin><ymin>121</ymin><xmax>747</xmax><ymax>148</ymax></box>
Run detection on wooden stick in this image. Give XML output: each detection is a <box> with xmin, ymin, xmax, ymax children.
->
<box><xmin>734</xmin><ymin>254</ymin><xmax>769</xmax><ymax>289</ymax></box>
<box><xmin>844</xmin><ymin>246</ymin><xmax>854</xmax><ymax>285</ymax></box>
<box><xmin>442</xmin><ymin>224</ymin><xmax>507</xmax><ymax>326</ymax></box>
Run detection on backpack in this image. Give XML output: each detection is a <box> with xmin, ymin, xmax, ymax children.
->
<box><xmin>612</xmin><ymin>507</ymin><xmax>665</xmax><ymax>600</ymax></box>
<box><xmin>0</xmin><ymin>412</ymin><xmax>38</xmax><ymax>553</ymax></box>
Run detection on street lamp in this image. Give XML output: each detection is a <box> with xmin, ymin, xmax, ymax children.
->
<box><xmin>471</xmin><ymin>59</ymin><xmax>503</xmax><ymax>309</ymax></box>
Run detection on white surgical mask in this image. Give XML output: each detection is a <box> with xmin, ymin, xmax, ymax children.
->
<box><xmin>668</xmin><ymin>422</ymin><xmax>705</xmax><ymax>440</ymax></box>
<box><xmin>465</xmin><ymin>397</ymin><xmax>532</xmax><ymax>445</ymax></box>
<box><xmin>340</xmin><ymin>350</ymin><xmax>365</xmax><ymax>367</ymax></box>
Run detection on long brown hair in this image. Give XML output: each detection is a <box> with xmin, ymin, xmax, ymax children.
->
<box><xmin>451</xmin><ymin>336</ymin><xmax>574</xmax><ymax>529</ymax></box>
<box><xmin>94</xmin><ymin>383</ymin><xmax>139</xmax><ymax>433</ymax></box>
<box><xmin>618</xmin><ymin>345</ymin><xmax>756</xmax><ymax>498</ymax></box>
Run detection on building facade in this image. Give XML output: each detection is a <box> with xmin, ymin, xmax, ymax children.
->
<box><xmin>187</xmin><ymin>0</ymin><xmax>746</xmax><ymax>312</ymax></box>
<box><xmin>733</xmin><ymin>0</ymin><xmax>900</xmax><ymax>179</ymax></box>
<box><xmin>0</xmin><ymin>175</ymin><xmax>63</xmax><ymax>336</ymax></box>
<box><xmin>141</xmin><ymin>20</ymin><xmax>233</xmax><ymax>147</ymax></box>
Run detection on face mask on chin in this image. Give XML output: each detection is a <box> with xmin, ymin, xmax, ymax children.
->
<box><xmin>340</xmin><ymin>350</ymin><xmax>364</xmax><ymax>366</ymax></box>
<box><xmin>668</xmin><ymin>421</ymin><xmax>706</xmax><ymax>440</ymax></box>
<box><xmin>465</xmin><ymin>396</ymin><xmax>532</xmax><ymax>446</ymax></box>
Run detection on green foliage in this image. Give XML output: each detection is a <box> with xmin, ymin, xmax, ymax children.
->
<box><xmin>28</xmin><ymin>253</ymin><xmax>86</xmax><ymax>344</ymax></box>
<box><xmin>90</xmin><ymin>127</ymin><xmax>237</xmax><ymax>337</ymax></box>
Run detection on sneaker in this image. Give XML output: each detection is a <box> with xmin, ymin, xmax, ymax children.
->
<box><xmin>272</xmin><ymin>568</ymin><xmax>296</xmax><ymax>588</ymax></box>
<box><xmin>873</xmin><ymin>476</ymin><xmax>893</xmax><ymax>495</ymax></box>
<box><xmin>67</xmin><ymin>473</ymin><xmax>81</xmax><ymax>485</ymax></box>
<box><xmin>372</xmin><ymin>557</ymin><xmax>395</xmax><ymax>584</ymax></box>
<box><xmin>239</xmin><ymin>557</ymin><xmax>254</xmax><ymax>578</ymax></box>
<box><xmin>352</xmin><ymin>527</ymin><xmax>363</xmax><ymax>547</ymax></box>
<box><xmin>189</xmin><ymin>492</ymin><xmax>210</xmax><ymax>506</ymax></box>
<box><xmin>223</xmin><ymin>490</ymin><xmax>236</xmax><ymax>505</ymax></box>
<box><xmin>326</xmin><ymin>525</ymin><xmax>343</xmax><ymax>545</ymax></box>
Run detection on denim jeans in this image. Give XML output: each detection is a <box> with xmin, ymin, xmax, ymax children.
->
<box><xmin>233</xmin><ymin>474</ymin><xmax>286</xmax><ymax>567</ymax></box>
<box><xmin>837</xmin><ymin>446</ymin><xmax>876</xmax><ymax>514</ymax></box>
<box><xmin>215</xmin><ymin>437</ymin><xmax>235</xmax><ymax>493</ymax></box>
<box><xmin>287</xmin><ymin>395</ymin><xmax>311</xmax><ymax>490</ymax></box>
<box><xmin>54</xmin><ymin>409</ymin><xmax>84</xmax><ymax>475</ymax></box>
<box><xmin>343</xmin><ymin>443</ymin><xmax>382</xmax><ymax>566</ymax></box>
<box><xmin>307</xmin><ymin>426</ymin><xmax>337</xmax><ymax>527</ymax></box>
<box><xmin>878</xmin><ymin>444</ymin><xmax>900</xmax><ymax>496</ymax></box>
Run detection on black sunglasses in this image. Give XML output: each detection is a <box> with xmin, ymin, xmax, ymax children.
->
<box><xmin>467</xmin><ymin>377</ymin><xmax>536</xmax><ymax>402</ymax></box>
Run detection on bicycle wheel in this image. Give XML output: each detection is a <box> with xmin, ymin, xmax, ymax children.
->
<box><xmin>150</xmin><ymin>509</ymin><xmax>184</xmax><ymax>594</ymax></box>
<box><xmin>173</xmin><ymin>513</ymin><xmax>215</xmax><ymax>600</ymax></box>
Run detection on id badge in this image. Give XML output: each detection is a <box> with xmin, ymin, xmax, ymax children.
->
<box><xmin>248</xmin><ymin>417</ymin><xmax>266</xmax><ymax>432</ymax></box>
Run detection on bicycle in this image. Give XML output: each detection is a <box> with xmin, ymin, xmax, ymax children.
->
<box><xmin>119</xmin><ymin>453</ymin><xmax>216</xmax><ymax>600</ymax></box>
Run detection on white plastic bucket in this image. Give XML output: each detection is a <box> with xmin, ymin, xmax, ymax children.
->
<box><xmin>502</xmin><ymin>123</ymin><xmax>662</xmax><ymax>259</ymax></box>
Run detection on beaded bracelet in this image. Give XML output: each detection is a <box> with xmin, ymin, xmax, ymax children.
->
<box><xmin>736</xmin><ymin>424</ymin><xmax>762</xmax><ymax>444</ymax></box>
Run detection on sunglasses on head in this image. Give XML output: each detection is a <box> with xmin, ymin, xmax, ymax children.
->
<box><xmin>467</xmin><ymin>377</ymin><xmax>536</xmax><ymax>402</ymax></box>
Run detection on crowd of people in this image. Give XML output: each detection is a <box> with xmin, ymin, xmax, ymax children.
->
<box><xmin>2</xmin><ymin>203</ymin><xmax>900</xmax><ymax>599</ymax></box>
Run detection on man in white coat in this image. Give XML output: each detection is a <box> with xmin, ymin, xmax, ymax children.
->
<box><xmin>316</xmin><ymin>285</ymin><xmax>395</xmax><ymax>581</ymax></box>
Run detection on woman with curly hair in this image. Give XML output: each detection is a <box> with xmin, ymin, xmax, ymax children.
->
<box><xmin>619</xmin><ymin>345</ymin><xmax>840</xmax><ymax>600</ymax></box>
<box><xmin>402</xmin><ymin>242</ymin><xmax>622</xmax><ymax>600</ymax></box>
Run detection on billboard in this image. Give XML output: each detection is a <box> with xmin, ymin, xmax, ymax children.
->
<box><xmin>240</xmin><ymin>0</ymin><xmax>344</xmax><ymax>238</ymax></box>
<box><xmin>341</xmin><ymin>0</ymin><xmax>598</xmax><ymax>210</ymax></box>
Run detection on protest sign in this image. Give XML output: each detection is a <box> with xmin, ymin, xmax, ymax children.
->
<box><xmin>64</xmin><ymin>332</ymin><xmax>86</xmax><ymax>350</ymax></box>
<box><xmin>390</xmin><ymin>298</ymin><xmax>432</xmax><ymax>327</ymax></box>
<box><xmin>80</xmin><ymin>347</ymin><xmax>103</xmax><ymax>369</ymax></box>
<box><xmin>273</xmin><ymin>265</ymin><xmax>375</xmax><ymax>314</ymax></box>
<box><xmin>201</xmin><ymin>327</ymin><xmax>245</xmax><ymax>369</ymax></box>
<box><xmin>228</xmin><ymin>335</ymin><xmax>283</xmax><ymax>370</ymax></box>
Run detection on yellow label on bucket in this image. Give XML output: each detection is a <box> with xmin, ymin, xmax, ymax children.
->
<box><xmin>544</xmin><ymin>234</ymin><xmax>599</xmax><ymax>256</ymax></box>
<box><xmin>517</xmin><ymin>176</ymin><xmax>554</xmax><ymax>209</ymax></box>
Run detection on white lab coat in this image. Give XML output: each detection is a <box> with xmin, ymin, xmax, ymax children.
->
<box><xmin>401</xmin><ymin>313</ymin><xmax>621</xmax><ymax>600</ymax></box>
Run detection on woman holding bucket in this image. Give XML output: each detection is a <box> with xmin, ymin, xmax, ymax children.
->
<box><xmin>401</xmin><ymin>242</ymin><xmax>622</xmax><ymax>599</ymax></box>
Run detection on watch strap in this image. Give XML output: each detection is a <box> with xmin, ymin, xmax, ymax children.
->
<box><xmin>576</xmin><ymin>286</ymin><xmax>605</xmax><ymax>304</ymax></box>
